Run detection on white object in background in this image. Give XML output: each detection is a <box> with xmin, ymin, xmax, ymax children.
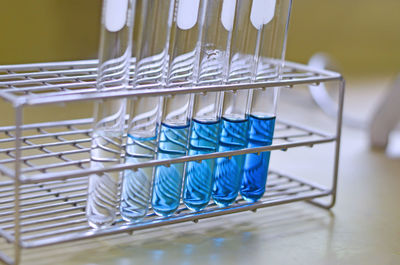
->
<box><xmin>370</xmin><ymin>74</ymin><xmax>400</xmax><ymax>150</ymax></box>
<box><xmin>308</xmin><ymin>54</ymin><xmax>400</xmax><ymax>155</ymax></box>
<box><xmin>308</xmin><ymin>53</ymin><xmax>366</xmax><ymax>129</ymax></box>
<box><xmin>105</xmin><ymin>0</ymin><xmax>129</xmax><ymax>32</ymax></box>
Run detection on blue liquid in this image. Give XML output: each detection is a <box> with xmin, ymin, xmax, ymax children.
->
<box><xmin>152</xmin><ymin>123</ymin><xmax>189</xmax><ymax>216</ymax></box>
<box><xmin>241</xmin><ymin>115</ymin><xmax>276</xmax><ymax>202</ymax></box>
<box><xmin>183</xmin><ymin>119</ymin><xmax>220</xmax><ymax>211</ymax></box>
<box><xmin>212</xmin><ymin>117</ymin><xmax>249</xmax><ymax>207</ymax></box>
<box><xmin>120</xmin><ymin>135</ymin><xmax>156</xmax><ymax>222</ymax></box>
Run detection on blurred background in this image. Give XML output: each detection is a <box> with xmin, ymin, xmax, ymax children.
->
<box><xmin>1</xmin><ymin>0</ymin><xmax>399</xmax><ymax>147</ymax></box>
<box><xmin>0</xmin><ymin>0</ymin><xmax>399</xmax><ymax>75</ymax></box>
<box><xmin>0</xmin><ymin>1</ymin><xmax>399</xmax><ymax>264</ymax></box>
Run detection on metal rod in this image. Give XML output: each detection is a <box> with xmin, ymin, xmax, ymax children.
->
<box><xmin>1</xmin><ymin>138</ymin><xmax>90</xmax><ymax>153</ymax></box>
<box><xmin>0</xmin><ymin>118</ymin><xmax>92</xmax><ymax>132</ymax></box>
<box><xmin>277</xmin><ymin>119</ymin><xmax>333</xmax><ymax>138</ymax></box>
<box><xmin>0</xmin><ymin>59</ymin><xmax>98</xmax><ymax>71</ymax></box>
<box><xmin>25</xmin><ymin>75</ymin><xmax>342</xmax><ymax>106</ymax></box>
<box><xmin>22</xmin><ymin>225</ymin><xmax>89</xmax><ymax>241</ymax></box>
<box><xmin>0</xmin><ymin>193</ymin><xmax>86</xmax><ymax>211</ymax></box>
<box><xmin>0</xmin><ymin>164</ymin><xmax>15</xmax><ymax>179</ymax></box>
<box><xmin>0</xmin><ymin>177</ymin><xmax>86</xmax><ymax>193</ymax></box>
<box><xmin>21</xmin><ymin>135</ymin><xmax>336</xmax><ymax>184</ymax></box>
<box><xmin>1</xmin><ymin>148</ymin><xmax>89</xmax><ymax>164</ymax></box>
<box><xmin>19</xmin><ymin>218</ymin><xmax>87</xmax><ymax>235</ymax></box>
<box><xmin>0</xmin><ymin>206</ymin><xmax>85</xmax><ymax>225</ymax></box>
<box><xmin>0</xmin><ymin>129</ymin><xmax>90</xmax><ymax>144</ymax></box>
<box><xmin>306</xmin><ymin>78</ymin><xmax>345</xmax><ymax>209</ymax></box>
<box><xmin>0</xmin><ymin>67</ymin><xmax>97</xmax><ymax>80</ymax></box>
<box><xmin>0</xmin><ymin>228</ymin><xmax>15</xmax><ymax>244</ymax></box>
<box><xmin>270</xmin><ymin>170</ymin><xmax>328</xmax><ymax>192</ymax></box>
<box><xmin>24</xmin><ymin>190</ymin><xmax>330</xmax><ymax>248</ymax></box>
<box><xmin>0</xmin><ymin>60</ymin><xmax>342</xmax><ymax>106</ymax></box>
<box><xmin>329</xmin><ymin>78</ymin><xmax>345</xmax><ymax>207</ymax></box>
<box><xmin>0</xmin><ymin>199</ymin><xmax>86</xmax><ymax>218</ymax></box>
<box><xmin>13</xmin><ymin>105</ymin><xmax>22</xmax><ymax>264</ymax></box>
<box><xmin>0</xmin><ymin>186</ymin><xmax>87</xmax><ymax>205</ymax></box>
<box><xmin>0</xmin><ymin>180</ymin><xmax>87</xmax><ymax>199</ymax></box>
<box><xmin>2</xmin><ymin>213</ymin><xmax>85</xmax><ymax>231</ymax></box>
<box><xmin>0</xmin><ymin>250</ymin><xmax>13</xmax><ymax>265</ymax></box>
<box><xmin>0</xmin><ymin>74</ymin><xmax>97</xmax><ymax>87</ymax></box>
<box><xmin>21</xmin><ymin>159</ymin><xmax>89</xmax><ymax>174</ymax></box>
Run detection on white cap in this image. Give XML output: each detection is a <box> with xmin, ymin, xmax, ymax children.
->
<box><xmin>177</xmin><ymin>0</ymin><xmax>201</xmax><ymax>30</ymax></box>
<box><xmin>250</xmin><ymin>0</ymin><xmax>277</xmax><ymax>30</ymax></box>
<box><xmin>104</xmin><ymin>0</ymin><xmax>129</xmax><ymax>32</ymax></box>
<box><xmin>221</xmin><ymin>0</ymin><xmax>237</xmax><ymax>31</ymax></box>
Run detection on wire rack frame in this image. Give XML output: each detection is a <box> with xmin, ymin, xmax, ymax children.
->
<box><xmin>0</xmin><ymin>60</ymin><xmax>344</xmax><ymax>265</ymax></box>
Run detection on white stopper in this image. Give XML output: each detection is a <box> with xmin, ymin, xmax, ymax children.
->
<box><xmin>177</xmin><ymin>0</ymin><xmax>201</xmax><ymax>30</ymax></box>
<box><xmin>104</xmin><ymin>0</ymin><xmax>129</xmax><ymax>32</ymax></box>
<box><xmin>221</xmin><ymin>0</ymin><xmax>237</xmax><ymax>31</ymax></box>
<box><xmin>250</xmin><ymin>0</ymin><xmax>277</xmax><ymax>30</ymax></box>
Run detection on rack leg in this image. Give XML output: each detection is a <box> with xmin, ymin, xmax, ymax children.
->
<box><xmin>306</xmin><ymin>78</ymin><xmax>345</xmax><ymax>210</ymax></box>
<box><xmin>306</xmin><ymin>195</ymin><xmax>335</xmax><ymax>210</ymax></box>
<box><xmin>13</xmin><ymin>105</ymin><xmax>23</xmax><ymax>265</ymax></box>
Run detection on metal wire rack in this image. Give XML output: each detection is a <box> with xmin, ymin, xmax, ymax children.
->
<box><xmin>0</xmin><ymin>60</ymin><xmax>344</xmax><ymax>265</ymax></box>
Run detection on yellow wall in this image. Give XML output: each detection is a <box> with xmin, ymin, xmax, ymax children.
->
<box><xmin>287</xmin><ymin>0</ymin><xmax>400</xmax><ymax>75</ymax></box>
<box><xmin>0</xmin><ymin>0</ymin><xmax>399</xmax><ymax>75</ymax></box>
<box><xmin>0</xmin><ymin>0</ymin><xmax>101</xmax><ymax>63</ymax></box>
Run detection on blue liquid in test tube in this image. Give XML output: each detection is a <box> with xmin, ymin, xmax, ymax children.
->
<box><xmin>152</xmin><ymin>0</ymin><xmax>205</xmax><ymax>216</ymax></box>
<box><xmin>212</xmin><ymin>117</ymin><xmax>249</xmax><ymax>206</ymax></box>
<box><xmin>182</xmin><ymin>0</ymin><xmax>236</xmax><ymax>211</ymax></box>
<box><xmin>240</xmin><ymin>115</ymin><xmax>275</xmax><ymax>202</ymax></box>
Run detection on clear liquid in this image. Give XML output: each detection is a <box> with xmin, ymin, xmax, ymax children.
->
<box><xmin>212</xmin><ymin>117</ymin><xmax>249</xmax><ymax>207</ymax></box>
<box><xmin>152</xmin><ymin>123</ymin><xmax>189</xmax><ymax>216</ymax></box>
<box><xmin>86</xmin><ymin>129</ymin><xmax>123</xmax><ymax>228</ymax></box>
<box><xmin>120</xmin><ymin>134</ymin><xmax>156</xmax><ymax>222</ymax></box>
<box><xmin>183</xmin><ymin>119</ymin><xmax>220</xmax><ymax>211</ymax></box>
<box><xmin>240</xmin><ymin>115</ymin><xmax>276</xmax><ymax>202</ymax></box>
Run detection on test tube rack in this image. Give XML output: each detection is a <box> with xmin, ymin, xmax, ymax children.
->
<box><xmin>0</xmin><ymin>59</ymin><xmax>344</xmax><ymax>265</ymax></box>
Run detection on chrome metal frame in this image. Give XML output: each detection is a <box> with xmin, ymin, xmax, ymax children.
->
<box><xmin>0</xmin><ymin>60</ymin><xmax>344</xmax><ymax>265</ymax></box>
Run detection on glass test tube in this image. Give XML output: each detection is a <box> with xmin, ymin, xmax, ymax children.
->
<box><xmin>241</xmin><ymin>0</ymin><xmax>292</xmax><ymax>202</ymax></box>
<box><xmin>255</xmin><ymin>0</ymin><xmax>292</xmax><ymax>81</ymax></box>
<box><xmin>87</xmin><ymin>0</ymin><xmax>135</xmax><ymax>228</ymax></box>
<box><xmin>152</xmin><ymin>0</ymin><xmax>205</xmax><ymax>217</ymax></box>
<box><xmin>240</xmin><ymin>88</ymin><xmax>278</xmax><ymax>202</ymax></box>
<box><xmin>212</xmin><ymin>0</ymin><xmax>262</xmax><ymax>207</ymax></box>
<box><xmin>183</xmin><ymin>0</ymin><xmax>236</xmax><ymax>211</ymax></box>
<box><xmin>120</xmin><ymin>0</ymin><xmax>173</xmax><ymax>222</ymax></box>
<box><xmin>120</xmin><ymin>0</ymin><xmax>174</xmax><ymax>222</ymax></box>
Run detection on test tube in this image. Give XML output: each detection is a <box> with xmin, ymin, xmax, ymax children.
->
<box><xmin>87</xmin><ymin>0</ymin><xmax>135</xmax><ymax>228</ymax></box>
<box><xmin>227</xmin><ymin>0</ymin><xmax>260</xmax><ymax>83</ymax></box>
<box><xmin>120</xmin><ymin>0</ymin><xmax>174</xmax><ymax>222</ymax></box>
<box><xmin>152</xmin><ymin>0</ymin><xmax>205</xmax><ymax>217</ymax></box>
<box><xmin>255</xmin><ymin>0</ymin><xmax>292</xmax><ymax>81</ymax></box>
<box><xmin>241</xmin><ymin>0</ymin><xmax>292</xmax><ymax>201</ymax></box>
<box><xmin>212</xmin><ymin>0</ymin><xmax>264</xmax><ymax>207</ymax></box>
<box><xmin>183</xmin><ymin>0</ymin><xmax>236</xmax><ymax>211</ymax></box>
<box><xmin>240</xmin><ymin>87</ymin><xmax>278</xmax><ymax>202</ymax></box>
